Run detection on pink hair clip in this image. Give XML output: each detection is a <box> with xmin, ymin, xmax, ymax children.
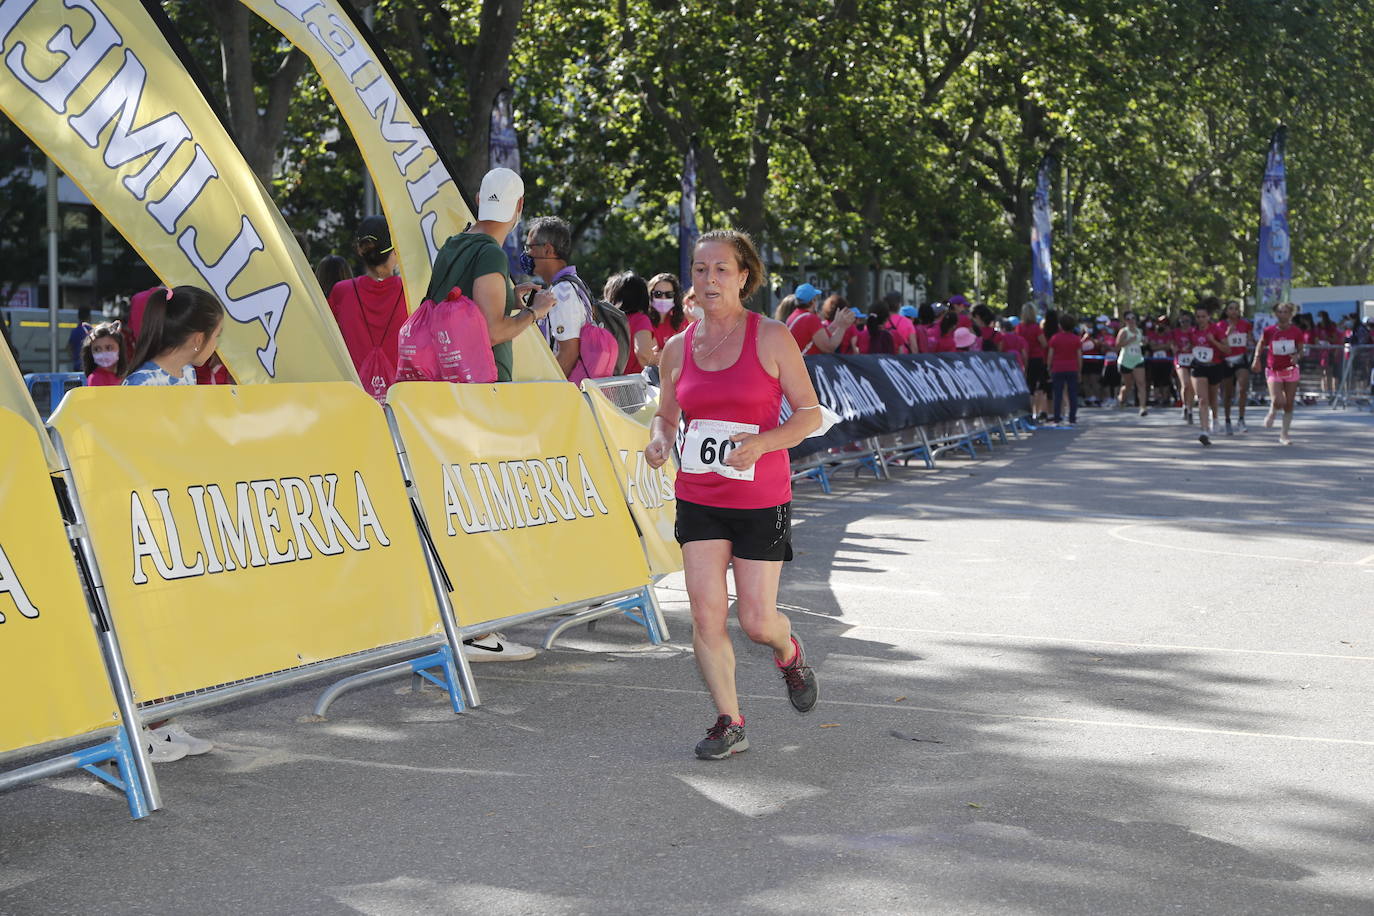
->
<box><xmin>163</xmin><ymin>287</ymin><xmax>174</xmax><ymax>301</ymax></box>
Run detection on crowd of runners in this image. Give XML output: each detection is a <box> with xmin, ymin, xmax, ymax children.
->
<box><xmin>787</xmin><ymin>288</ymin><xmax>1360</xmax><ymax>449</ymax></box>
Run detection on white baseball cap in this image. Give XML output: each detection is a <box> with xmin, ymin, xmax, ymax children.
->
<box><xmin>477</xmin><ymin>167</ymin><xmax>523</xmax><ymax>222</ymax></box>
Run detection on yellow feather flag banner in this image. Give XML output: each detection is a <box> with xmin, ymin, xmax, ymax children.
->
<box><xmin>0</xmin><ymin>336</ymin><xmax>60</xmax><ymax>470</ymax></box>
<box><xmin>237</xmin><ymin>0</ymin><xmax>562</xmax><ymax>382</ymax></box>
<box><xmin>236</xmin><ymin>0</ymin><xmax>465</xmax><ymax>308</ymax></box>
<box><xmin>0</xmin><ymin>0</ymin><xmax>356</xmax><ymax>385</ymax></box>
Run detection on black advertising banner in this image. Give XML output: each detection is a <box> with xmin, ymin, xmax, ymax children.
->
<box><xmin>790</xmin><ymin>353</ymin><xmax>1030</xmax><ymax>459</ymax></box>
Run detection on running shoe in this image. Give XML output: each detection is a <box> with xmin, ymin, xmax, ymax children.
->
<box><xmin>1279</xmin><ymin>435</ymin><xmax>1292</xmax><ymax>446</ymax></box>
<box><xmin>1139</xmin><ymin>407</ymin><xmax>1149</xmax><ymax>417</ymax></box>
<box><xmin>150</xmin><ymin>723</ymin><xmax>213</xmax><ymax>755</ymax></box>
<box><xmin>694</xmin><ymin>715</ymin><xmax>749</xmax><ymax>760</ymax></box>
<box><xmin>144</xmin><ymin>731</ymin><xmax>189</xmax><ymax>764</ymax></box>
<box><xmin>462</xmin><ymin>633</ymin><xmax>537</xmax><ymax>662</ymax></box>
<box><xmin>1237</xmin><ymin>419</ymin><xmax>1247</xmax><ymax>433</ymax></box>
<box><xmin>1225</xmin><ymin>420</ymin><xmax>1234</xmax><ymax>436</ymax></box>
<box><xmin>1185</xmin><ymin>409</ymin><xmax>1193</xmax><ymax>425</ymax></box>
<box><xmin>1199</xmin><ymin>433</ymin><xmax>1211</xmax><ymax>447</ymax></box>
<box><xmin>1264</xmin><ymin>412</ymin><xmax>1276</xmax><ymax>428</ymax></box>
<box><xmin>777</xmin><ymin>634</ymin><xmax>819</xmax><ymax>713</ymax></box>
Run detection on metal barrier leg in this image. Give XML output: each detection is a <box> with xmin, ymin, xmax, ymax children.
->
<box><xmin>917</xmin><ymin>427</ymin><xmax>937</xmax><ymax>468</ymax></box>
<box><xmin>542</xmin><ymin>591</ymin><xmax>656</xmax><ymax>649</ymax></box>
<box><xmin>0</xmin><ymin>728</ymin><xmax>150</xmax><ymax>821</ymax></box>
<box><xmin>49</xmin><ymin>431</ymin><xmax>163</xmax><ymax>813</ymax></box>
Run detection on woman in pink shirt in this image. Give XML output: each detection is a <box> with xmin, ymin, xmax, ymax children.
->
<box><xmin>999</xmin><ymin>319</ymin><xmax>1028</xmax><ymax>367</ymax></box>
<box><xmin>80</xmin><ymin>321</ymin><xmax>126</xmax><ymax>386</ymax></box>
<box><xmin>1190</xmin><ymin>299</ymin><xmax>1227</xmax><ymax>446</ymax></box>
<box><xmin>646</xmin><ymin>230</ymin><xmax>823</xmax><ymax>760</ymax></box>
<box><xmin>820</xmin><ymin>294</ymin><xmax>861</xmax><ymax>354</ymax></box>
<box><xmin>1172</xmin><ymin>312</ymin><xmax>1197</xmax><ymax>424</ymax></box>
<box><xmin>1017</xmin><ymin>303</ymin><xmax>1050</xmax><ymax>420</ymax></box>
<box><xmin>649</xmin><ymin>272</ymin><xmax>689</xmax><ymax>351</ymax></box>
<box><xmin>605</xmin><ymin>271</ymin><xmax>657</xmax><ymax>373</ymax></box>
<box><xmin>1045</xmin><ymin>311</ymin><xmax>1082</xmax><ymax>425</ymax></box>
<box><xmin>1253</xmin><ymin>301</ymin><xmax>1306</xmax><ymax>445</ymax></box>
<box><xmin>1217</xmin><ymin>301</ymin><xmax>1253</xmax><ymax>434</ymax></box>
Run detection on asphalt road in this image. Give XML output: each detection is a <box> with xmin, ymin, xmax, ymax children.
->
<box><xmin>3</xmin><ymin>406</ymin><xmax>1372</xmax><ymax>915</ymax></box>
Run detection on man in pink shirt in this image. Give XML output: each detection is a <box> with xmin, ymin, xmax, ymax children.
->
<box><xmin>786</xmin><ymin>282</ymin><xmax>854</xmax><ymax>354</ymax></box>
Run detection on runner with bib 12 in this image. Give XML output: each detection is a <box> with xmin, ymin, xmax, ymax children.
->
<box><xmin>645</xmin><ymin>230</ymin><xmax>824</xmax><ymax>760</ymax></box>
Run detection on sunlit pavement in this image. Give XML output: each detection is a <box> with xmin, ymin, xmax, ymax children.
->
<box><xmin>3</xmin><ymin>407</ymin><xmax>1372</xmax><ymax>915</ymax></box>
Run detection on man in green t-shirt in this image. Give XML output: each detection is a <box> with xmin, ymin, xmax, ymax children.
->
<box><xmin>426</xmin><ymin>168</ymin><xmax>554</xmax><ymax>382</ymax></box>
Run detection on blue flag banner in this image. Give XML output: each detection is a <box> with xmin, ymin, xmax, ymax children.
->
<box><xmin>679</xmin><ymin>144</ymin><xmax>699</xmax><ymax>290</ymax></box>
<box><xmin>1030</xmin><ymin>158</ymin><xmax>1054</xmax><ymax>306</ymax></box>
<box><xmin>489</xmin><ymin>89</ymin><xmax>523</xmax><ymax>276</ymax></box>
<box><xmin>1257</xmin><ymin>127</ymin><xmax>1291</xmax><ymax>311</ymax></box>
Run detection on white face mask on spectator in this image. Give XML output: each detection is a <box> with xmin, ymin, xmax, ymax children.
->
<box><xmin>93</xmin><ymin>349</ymin><xmax>119</xmax><ymax>368</ymax></box>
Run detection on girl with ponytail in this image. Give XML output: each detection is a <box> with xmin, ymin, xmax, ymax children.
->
<box><xmin>122</xmin><ymin>286</ymin><xmax>225</xmax><ymax>386</ymax></box>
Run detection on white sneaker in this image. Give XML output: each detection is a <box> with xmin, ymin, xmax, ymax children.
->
<box><xmin>144</xmin><ymin>730</ymin><xmax>189</xmax><ymax>764</ymax></box>
<box><xmin>150</xmin><ymin>723</ymin><xmax>213</xmax><ymax>755</ymax></box>
<box><xmin>462</xmin><ymin>633</ymin><xmax>537</xmax><ymax>662</ymax></box>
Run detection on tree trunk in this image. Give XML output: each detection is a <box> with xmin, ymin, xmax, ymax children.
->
<box><xmin>204</xmin><ymin>0</ymin><xmax>308</xmax><ymax>186</ymax></box>
<box><xmin>457</xmin><ymin>0</ymin><xmax>523</xmax><ymax>198</ymax></box>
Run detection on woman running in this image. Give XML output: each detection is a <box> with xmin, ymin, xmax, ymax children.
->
<box><xmin>645</xmin><ymin>230</ymin><xmax>822</xmax><ymax>760</ymax></box>
<box><xmin>1173</xmin><ymin>312</ymin><xmax>1196</xmax><ymax>423</ymax></box>
<box><xmin>1147</xmin><ymin>314</ymin><xmax>1176</xmax><ymax>406</ymax></box>
<box><xmin>1190</xmin><ymin>300</ymin><xmax>1226</xmax><ymax>446</ymax></box>
<box><xmin>1218</xmin><ymin>301</ymin><xmax>1253</xmax><ymax>435</ymax></box>
<box><xmin>1116</xmin><ymin>312</ymin><xmax>1149</xmax><ymax>416</ymax></box>
<box><xmin>1253</xmin><ymin>301</ymin><xmax>1306</xmax><ymax>445</ymax></box>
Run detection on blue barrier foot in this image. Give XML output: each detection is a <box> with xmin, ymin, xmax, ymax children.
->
<box><xmin>411</xmin><ymin>645</ymin><xmax>467</xmax><ymax>714</ymax></box>
<box><xmin>74</xmin><ymin>727</ymin><xmax>150</xmax><ymax>819</ymax></box>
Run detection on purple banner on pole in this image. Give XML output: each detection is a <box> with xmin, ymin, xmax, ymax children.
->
<box><xmin>489</xmin><ymin>89</ymin><xmax>523</xmax><ymax>276</ymax></box>
<box><xmin>679</xmin><ymin>144</ymin><xmax>699</xmax><ymax>290</ymax></box>
<box><xmin>1030</xmin><ymin>158</ymin><xmax>1054</xmax><ymax>307</ymax></box>
<box><xmin>1256</xmin><ymin>127</ymin><xmax>1291</xmax><ymax>311</ymax></box>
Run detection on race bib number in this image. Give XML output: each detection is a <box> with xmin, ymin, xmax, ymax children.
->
<box><xmin>1152</xmin><ymin>350</ymin><xmax>1168</xmax><ymax>359</ymax></box>
<box><xmin>679</xmin><ymin>419</ymin><xmax>759</xmax><ymax>480</ymax></box>
<box><xmin>1227</xmin><ymin>332</ymin><xmax>1248</xmax><ymax>348</ymax></box>
<box><xmin>1192</xmin><ymin>346</ymin><xmax>1214</xmax><ymax>363</ymax></box>
<box><xmin>1178</xmin><ymin>353</ymin><xmax>1194</xmax><ymax>367</ymax></box>
<box><xmin>1272</xmin><ymin>338</ymin><xmax>1296</xmax><ymax>356</ymax></box>
<box><xmin>1083</xmin><ymin>340</ymin><xmax>1096</xmax><ymax>352</ymax></box>
<box><xmin>1123</xmin><ymin>344</ymin><xmax>1143</xmax><ymax>361</ymax></box>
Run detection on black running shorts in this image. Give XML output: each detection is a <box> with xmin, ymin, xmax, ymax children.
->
<box><xmin>675</xmin><ymin>499</ymin><xmax>793</xmax><ymax>562</ymax></box>
<box><xmin>1192</xmin><ymin>363</ymin><xmax>1225</xmax><ymax>384</ymax></box>
<box><xmin>1026</xmin><ymin>357</ymin><xmax>1051</xmax><ymax>394</ymax></box>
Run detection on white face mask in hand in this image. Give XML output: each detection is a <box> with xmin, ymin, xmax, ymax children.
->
<box><xmin>92</xmin><ymin>349</ymin><xmax>120</xmax><ymax>368</ymax></box>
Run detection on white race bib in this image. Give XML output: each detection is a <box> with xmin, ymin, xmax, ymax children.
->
<box><xmin>1152</xmin><ymin>350</ymin><xmax>1168</xmax><ymax>359</ymax></box>
<box><xmin>1178</xmin><ymin>353</ymin><xmax>1194</xmax><ymax>367</ymax></box>
<box><xmin>1192</xmin><ymin>346</ymin><xmax>1214</xmax><ymax>363</ymax></box>
<box><xmin>679</xmin><ymin>418</ymin><xmax>758</xmax><ymax>480</ymax></box>
<box><xmin>1123</xmin><ymin>344</ymin><xmax>1143</xmax><ymax>361</ymax></box>
<box><xmin>1272</xmin><ymin>338</ymin><xmax>1296</xmax><ymax>356</ymax></box>
<box><xmin>1227</xmin><ymin>332</ymin><xmax>1248</xmax><ymax>348</ymax></box>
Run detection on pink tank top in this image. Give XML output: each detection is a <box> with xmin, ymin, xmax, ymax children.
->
<box><xmin>675</xmin><ymin>311</ymin><xmax>791</xmax><ymax>509</ymax></box>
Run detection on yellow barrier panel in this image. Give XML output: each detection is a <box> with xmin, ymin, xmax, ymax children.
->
<box><xmin>49</xmin><ymin>383</ymin><xmax>442</xmax><ymax>700</ymax></box>
<box><xmin>0</xmin><ymin>338</ymin><xmax>59</xmax><ymax>471</ymax></box>
<box><xmin>0</xmin><ymin>0</ymin><xmax>356</xmax><ymax>384</ymax></box>
<box><xmin>583</xmin><ymin>385</ymin><xmax>682</xmax><ymax>577</ymax></box>
<box><xmin>511</xmin><ymin>326</ymin><xmax>567</xmax><ymax>382</ymax></box>
<box><xmin>0</xmin><ymin>409</ymin><xmax>117</xmax><ymax>754</ymax></box>
<box><xmin>387</xmin><ymin>381</ymin><xmax>651</xmax><ymax>628</ymax></box>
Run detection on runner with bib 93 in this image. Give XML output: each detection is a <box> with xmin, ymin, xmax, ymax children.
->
<box><xmin>645</xmin><ymin>230</ymin><xmax>823</xmax><ymax>760</ymax></box>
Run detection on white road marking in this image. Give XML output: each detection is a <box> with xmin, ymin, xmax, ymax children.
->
<box><xmin>839</xmin><ymin>624</ymin><xmax>1374</xmax><ymax>662</ymax></box>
